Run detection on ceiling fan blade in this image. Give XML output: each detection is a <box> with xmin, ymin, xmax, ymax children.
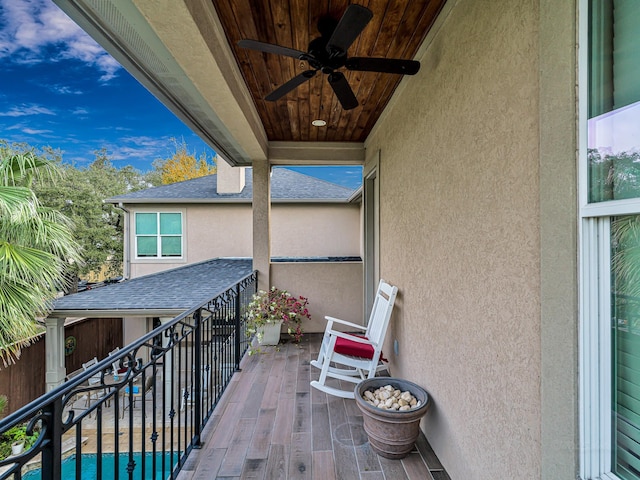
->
<box><xmin>265</xmin><ymin>70</ymin><xmax>317</xmax><ymax>101</ymax></box>
<box><xmin>328</xmin><ymin>71</ymin><xmax>358</xmax><ymax>110</ymax></box>
<box><xmin>346</xmin><ymin>57</ymin><xmax>421</xmax><ymax>75</ymax></box>
<box><xmin>326</xmin><ymin>5</ymin><xmax>373</xmax><ymax>56</ymax></box>
<box><xmin>238</xmin><ymin>39</ymin><xmax>307</xmax><ymax>60</ymax></box>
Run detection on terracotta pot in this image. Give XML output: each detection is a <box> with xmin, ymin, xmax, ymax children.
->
<box><xmin>354</xmin><ymin>378</ymin><xmax>430</xmax><ymax>459</ymax></box>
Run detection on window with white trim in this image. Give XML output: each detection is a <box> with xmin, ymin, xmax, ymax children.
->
<box><xmin>134</xmin><ymin>212</ymin><xmax>182</xmax><ymax>259</ymax></box>
<box><xmin>581</xmin><ymin>1</ymin><xmax>640</xmax><ymax>479</ymax></box>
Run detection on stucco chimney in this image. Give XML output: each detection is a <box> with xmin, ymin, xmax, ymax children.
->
<box><xmin>216</xmin><ymin>160</ymin><xmax>246</xmax><ymax>194</ymax></box>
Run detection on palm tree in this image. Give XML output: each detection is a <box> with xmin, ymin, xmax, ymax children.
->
<box><xmin>0</xmin><ymin>143</ymin><xmax>82</xmax><ymax>366</ymax></box>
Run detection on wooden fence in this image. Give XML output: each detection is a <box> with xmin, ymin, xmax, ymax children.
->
<box><xmin>0</xmin><ymin>318</ymin><xmax>122</xmax><ymax>416</ymax></box>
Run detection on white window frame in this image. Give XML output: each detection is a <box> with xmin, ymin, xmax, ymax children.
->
<box><xmin>134</xmin><ymin>211</ymin><xmax>184</xmax><ymax>260</ymax></box>
<box><xmin>578</xmin><ymin>0</ymin><xmax>640</xmax><ymax>477</ymax></box>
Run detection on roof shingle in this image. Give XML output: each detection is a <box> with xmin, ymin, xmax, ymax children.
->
<box><xmin>108</xmin><ymin>168</ymin><xmax>356</xmax><ymax>203</ymax></box>
<box><xmin>52</xmin><ymin>258</ymin><xmax>254</xmax><ymax>314</ymax></box>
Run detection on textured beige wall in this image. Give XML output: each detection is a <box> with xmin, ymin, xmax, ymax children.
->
<box><xmin>271</xmin><ymin>204</ymin><xmax>361</xmax><ymax>258</ymax></box>
<box><xmin>539</xmin><ymin>0</ymin><xmax>578</xmax><ymax>477</ymax></box>
<box><xmin>128</xmin><ymin>202</ymin><xmax>361</xmax><ymax>278</ymax></box>
<box><xmin>122</xmin><ymin>316</ymin><xmax>147</xmax><ymax>350</ymax></box>
<box><xmin>365</xmin><ymin>0</ymin><xmax>544</xmax><ymax>478</ymax></box>
<box><xmin>253</xmin><ymin>160</ymin><xmax>271</xmax><ymax>290</ymax></box>
<box><xmin>270</xmin><ymin>262</ymin><xmax>363</xmax><ymax>333</ymax></box>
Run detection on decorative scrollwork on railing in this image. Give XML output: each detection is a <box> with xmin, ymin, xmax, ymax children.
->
<box><xmin>0</xmin><ymin>270</ymin><xmax>258</xmax><ymax>480</ymax></box>
<box><xmin>207</xmin><ymin>287</ymin><xmax>236</xmax><ymax>313</ymax></box>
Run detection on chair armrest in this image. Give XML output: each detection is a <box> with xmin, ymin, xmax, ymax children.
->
<box><xmin>328</xmin><ymin>329</ymin><xmax>376</xmax><ymax>346</ymax></box>
<box><xmin>324</xmin><ymin>316</ymin><xmax>367</xmax><ymax>331</ymax></box>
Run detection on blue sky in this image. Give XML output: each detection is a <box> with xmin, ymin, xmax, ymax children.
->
<box><xmin>0</xmin><ymin>0</ymin><xmax>362</xmax><ymax>189</ymax></box>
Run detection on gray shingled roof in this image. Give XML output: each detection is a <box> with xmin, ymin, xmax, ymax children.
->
<box><xmin>51</xmin><ymin>258</ymin><xmax>253</xmax><ymax>316</ymax></box>
<box><xmin>107</xmin><ymin>167</ymin><xmax>356</xmax><ymax>203</ymax></box>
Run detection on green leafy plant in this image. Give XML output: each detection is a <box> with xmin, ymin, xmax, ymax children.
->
<box><xmin>0</xmin><ymin>423</ymin><xmax>39</xmax><ymax>459</ymax></box>
<box><xmin>0</xmin><ymin>141</ymin><xmax>82</xmax><ymax>365</ymax></box>
<box><xmin>247</xmin><ymin>287</ymin><xmax>310</xmax><ymax>346</ymax></box>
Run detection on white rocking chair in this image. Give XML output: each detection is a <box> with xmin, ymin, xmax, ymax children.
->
<box><xmin>310</xmin><ymin>279</ymin><xmax>398</xmax><ymax>399</ymax></box>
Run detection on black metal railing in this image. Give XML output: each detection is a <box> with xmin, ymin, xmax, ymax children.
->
<box><xmin>0</xmin><ymin>271</ymin><xmax>257</xmax><ymax>480</ymax></box>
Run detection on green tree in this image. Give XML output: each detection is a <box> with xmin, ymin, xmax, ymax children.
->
<box><xmin>152</xmin><ymin>139</ymin><xmax>216</xmax><ymax>184</ymax></box>
<box><xmin>0</xmin><ymin>142</ymin><xmax>82</xmax><ymax>365</ymax></box>
<box><xmin>33</xmin><ymin>149</ymin><xmax>147</xmax><ymax>281</ymax></box>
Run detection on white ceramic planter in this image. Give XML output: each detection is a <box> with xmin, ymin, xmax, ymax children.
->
<box><xmin>258</xmin><ymin>321</ymin><xmax>283</xmax><ymax>345</ymax></box>
<box><xmin>11</xmin><ymin>441</ymin><xmax>24</xmax><ymax>455</ymax></box>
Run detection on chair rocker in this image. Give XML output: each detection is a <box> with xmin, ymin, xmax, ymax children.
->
<box><xmin>310</xmin><ymin>279</ymin><xmax>398</xmax><ymax>399</ymax></box>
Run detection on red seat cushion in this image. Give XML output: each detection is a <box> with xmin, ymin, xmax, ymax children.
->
<box><xmin>334</xmin><ymin>334</ymin><xmax>375</xmax><ymax>359</ymax></box>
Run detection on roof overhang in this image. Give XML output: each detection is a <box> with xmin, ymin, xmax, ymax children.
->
<box><xmin>52</xmin><ymin>0</ymin><xmax>443</xmax><ymax>167</ymax></box>
<box><xmin>54</xmin><ymin>0</ymin><xmax>268</xmax><ymax>166</ymax></box>
<box><xmin>49</xmin><ymin>309</ymin><xmax>186</xmax><ymax>318</ymax></box>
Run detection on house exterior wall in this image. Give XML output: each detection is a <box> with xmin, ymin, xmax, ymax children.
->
<box><xmin>363</xmin><ymin>0</ymin><xmax>577</xmax><ymax>477</ymax></box>
<box><xmin>270</xmin><ymin>203</ymin><xmax>361</xmax><ymax>258</ymax></box>
<box><xmin>270</xmin><ymin>262</ymin><xmax>363</xmax><ymax>334</ymax></box>
<box><xmin>127</xmin><ymin>202</ymin><xmax>361</xmax><ymax>278</ymax></box>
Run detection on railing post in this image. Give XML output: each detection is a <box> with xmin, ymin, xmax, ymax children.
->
<box><xmin>192</xmin><ymin>308</ymin><xmax>202</xmax><ymax>448</ymax></box>
<box><xmin>41</xmin><ymin>397</ymin><xmax>63</xmax><ymax>480</ymax></box>
<box><xmin>234</xmin><ymin>282</ymin><xmax>242</xmax><ymax>372</ymax></box>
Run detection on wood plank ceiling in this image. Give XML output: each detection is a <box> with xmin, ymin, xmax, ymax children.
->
<box><xmin>211</xmin><ymin>0</ymin><xmax>446</xmax><ymax>143</ymax></box>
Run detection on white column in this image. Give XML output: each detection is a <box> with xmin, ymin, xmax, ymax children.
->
<box><xmin>45</xmin><ymin>316</ymin><xmax>67</xmax><ymax>391</ymax></box>
<box><xmin>159</xmin><ymin>317</ymin><xmax>174</xmax><ymax>410</ymax></box>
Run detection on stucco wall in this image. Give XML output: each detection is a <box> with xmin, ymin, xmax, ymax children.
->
<box><xmin>128</xmin><ymin>202</ymin><xmax>361</xmax><ymax>278</ymax></box>
<box><xmin>270</xmin><ymin>262</ymin><xmax>363</xmax><ymax>333</ymax></box>
<box><xmin>538</xmin><ymin>0</ymin><xmax>578</xmax><ymax>477</ymax></box>
<box><xmin>270</xmin><ymin>203</ymin><xmax>361</xmax><ymax>258</ymax></box>
<box><xmin>365</xmin><ymin>0</ymin><xmax>545</xmax><ymax>477</ymax></box>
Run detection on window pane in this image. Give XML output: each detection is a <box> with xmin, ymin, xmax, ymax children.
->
<box><xmin>137</xmin><ymin>237</ymin><xmax>157</xmax><ymax>257</ymax></box>
<box><xmin>161</xmin><ymin>236</ymin><xmax>181</xmax><ymax>257</ymax></box>
<box><xmin>136</xmin><ymin>213</ymin><xmax>157</xmax><ymax>235</ymax></box>
<box><xmin>588</xmin><ymin>0</ymin><xmax>640</xmax><ymax>203</ymax></box>
<box><xmin>160</xmin><ymin>213</ymin><xmax>181</xmax><ymax>235</ymax></box>
<box><xmin>612</xmin><ymin>215</ymin><xmax>640</xmax><ymax>480</ymax></box>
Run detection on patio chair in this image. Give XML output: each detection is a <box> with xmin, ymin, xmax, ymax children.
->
<box><xmin>121</xmin><ymin>376</ymin><xmax>153</xmax><ymax>417</ymax></box>
<box><xmin>107</xmin><ymin>347</ymin><xmax>127</xmax><ymax>375</ymax></box>
<box><xmin>181</xmin><ymin>365</ymin><xmax>210</xmax><ymax>411</ymax></box>
<box><xmin>310</xmin><ymin>279</ymin><xmax>398</xmax><ymax>399</ymax></box>
<box><xmin>80</xmin><ymin>357</ymin><xmax>112</xmax><ymax>409</ymax></box>
<box><xmin>82</xmin><ymin>357</ymin><xmax>101</xmax><ymax>385</ymax></box>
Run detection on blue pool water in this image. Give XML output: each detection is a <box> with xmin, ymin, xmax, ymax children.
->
<box><xmin>24</xmin><ymin>452</ymin><xmax>177</xmax><ymax>479</ymax></box>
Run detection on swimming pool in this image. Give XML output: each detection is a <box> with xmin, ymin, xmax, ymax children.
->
<box><xmin>24</xmin><ymin>451</ymin><xmax>177</xmax><ymax>479</ymax></box>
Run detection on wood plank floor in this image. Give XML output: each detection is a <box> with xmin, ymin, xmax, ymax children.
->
<box><xmin>177</xmin><ymin>334</ymin><xmax>450</xmax><ymax>480</ymax></box>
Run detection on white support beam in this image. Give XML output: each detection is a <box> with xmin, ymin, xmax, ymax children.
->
<box><xmin>268</xmin><ymin>141</ymin><xmax>365</xmax><ymax>165</ymax></box>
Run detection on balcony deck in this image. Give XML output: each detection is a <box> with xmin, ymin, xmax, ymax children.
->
<box><xmin>178</xmin><ymin>333</ymin><xmax>449</xmax><ymax>480</ymax></box>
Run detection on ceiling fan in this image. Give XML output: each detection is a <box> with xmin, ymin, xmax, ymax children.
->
<box><xmin>237</xmin><ymin>4</ymin><xmax>420</xmax><ymax>111</ymax></box>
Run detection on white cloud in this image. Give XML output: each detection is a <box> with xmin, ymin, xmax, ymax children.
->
<box><xmin>23</xmin><ymin>127</ymin><xmax>52</xmax><ymax>135</ymax></box>
<box><xmin>0</xmin><ymin>104</ymin><xmax>55</xmax><ymax>117</ymax></box>
<box><xmin>0</xmin><ymin>0</ymin><xmax>121</xmax><ymax>82</ymax></box>
<box><xmin>104</xmin><ymin>136</ymin><xmax>174</xmax><ymax>162</ymax></box>
<box><xmin>51</xmin><ymin>85</ymin><xmax>83</xmax><ymax>95</ymax></box>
